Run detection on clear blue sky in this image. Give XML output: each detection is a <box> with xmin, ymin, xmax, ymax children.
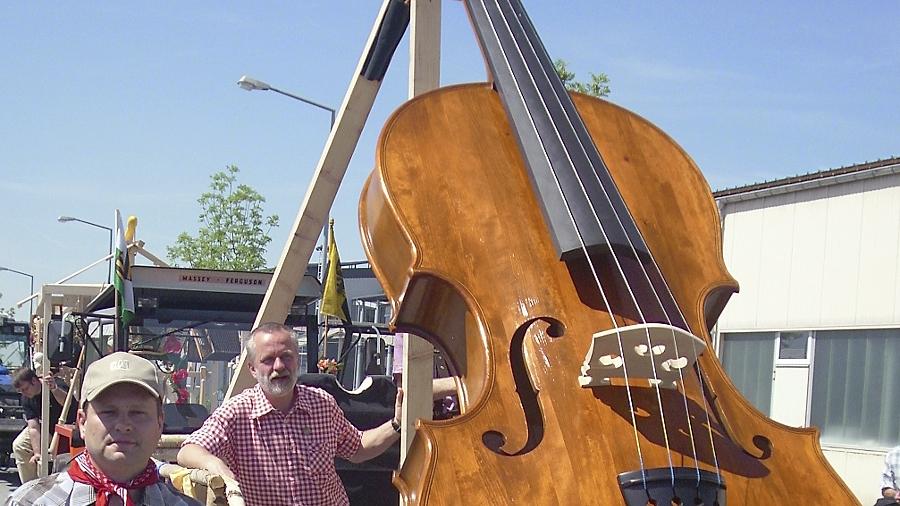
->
<box><xmin>1</xmin><ymin>1</ymin><xmax>898</xmax><ymax>315</ymax></box>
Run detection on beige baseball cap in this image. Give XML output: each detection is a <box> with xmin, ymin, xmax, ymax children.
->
<box><xmin>81</xmin><ymin>352</ymin><xmax>165</xmax><ymax>404</ymax></box>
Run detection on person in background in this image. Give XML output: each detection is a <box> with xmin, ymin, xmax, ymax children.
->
<box><xmin>11</xmin><ymin>368</ymin><xmax>75</xmax><ymax>484</ymax></box>
<box><xmin>0</xmin><ymin>359</ymin><xmax>13</xmax><ymax>390</ymax></box>
<box><xmin>178</xmin><ymin>322</ymin><xmax>402</xmax><ymax>506</ymax></box>
<box><xmin>878</xmin><ymin>446</ymin><xmax>900</xmax><ymax>505</ymax></box>
<box><xmin>7</xmin><ymin>352</ymin><xmax>200</xmax><ymax>505</ymax></box>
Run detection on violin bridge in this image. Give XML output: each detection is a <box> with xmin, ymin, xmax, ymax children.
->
<box><xmin>578</xmin><ymin>323</ymin><xmax>707</xmax><ymax>389</ymax></box>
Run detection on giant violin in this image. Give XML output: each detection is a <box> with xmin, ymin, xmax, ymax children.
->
<box><xmin>360</xmin><ymin>1</ymin><xmax>858</xmax><ymax>504</ymax></box>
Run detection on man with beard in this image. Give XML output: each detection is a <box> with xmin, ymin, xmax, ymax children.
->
<box><xmin>8</xmin><ymin>352</ymin><xmax>200</xmax><ymax>505</ymax></box>
<box><xmin>177</xmin><ymin>322</ymin><xmax>402</xmax><ymax>506</ymax></box>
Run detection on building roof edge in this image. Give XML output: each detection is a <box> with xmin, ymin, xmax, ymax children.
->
<box><xmin>713</xmin><ymin>156</ymin><xmax>900</xmax><ymax>201</ymax></box>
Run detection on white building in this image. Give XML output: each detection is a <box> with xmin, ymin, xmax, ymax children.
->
<box><xmin>714</xmin><ymin>156</ymin><xmax>900</xmax><ymax>504</ymax></box>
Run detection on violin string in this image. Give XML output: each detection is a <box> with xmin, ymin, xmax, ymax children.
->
<box><xmin>489</xmin><ymin>0</ymin><xmax>676</xmax><ymax>487</ymax></box>
<box><xmin>472</xmin><ymin>0</ymin><xmax>650</xmax><ymax>482</ymax></box>
<box><xmin>498</xmin><ymin>0</ymin><xmax>718</xmax><ymax>488</ymax></box>
<box><xmin>663</xmin><ymin>330</ymin><xmax>701</xmax><ymax>488</ymax></box>
<box><xmin>503</xmin><ymin>4</ymin><xmax>718</xmax><ymax>485</ymax></box>
<box><xmin>508</xmin><ymin>1</ymin><xmax>723</xmax><ymax>483</ymax></box>
<box><xmin>643</xmin><ymin>265</ymin><xmax>723</xmax><ymax>485</ymax></box>
<box><xmin>482</xmin><ymin>0</ymin><xmax>674</xmax><ymax>489</ymax></box>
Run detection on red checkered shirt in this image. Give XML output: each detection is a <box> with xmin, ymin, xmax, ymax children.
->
<box><xmin>183</xmin><ymin>384</ymin><xmax>362</xmax><ymax>506</ymax></box>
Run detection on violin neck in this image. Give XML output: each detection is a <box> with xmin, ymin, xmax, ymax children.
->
<box><xmin>465</xmin><ymin>0</ymin><xmax>687</xmax><ymax>328</ymax></box>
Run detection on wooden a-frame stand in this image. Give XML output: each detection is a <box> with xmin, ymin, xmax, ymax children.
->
<box><xmin>224</xmin><ymin>0</ymin><xmax>443</xmax><ymax>462</ymax></box>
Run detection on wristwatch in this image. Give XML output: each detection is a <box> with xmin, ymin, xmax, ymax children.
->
<box><xmin>391</xmin><ymin>418</ymin><xmax>402</xmax><ymax>433</ymax></box>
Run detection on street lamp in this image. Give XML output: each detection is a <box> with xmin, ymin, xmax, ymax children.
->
<box><xmin>0</xmin><ymin>267</ymin><xmax>34</xmax><ymax>318</ymax></box>
<box><xmin>58</xmin><ymin>215</ymin><xmax>114</xmax><ymax>284</ymax></box>
<box><xmin>237</xmin><ymin>75</ymin><xmax>336</xmax><ymax>127</ymax></box>
<box><xmin>237</xmin><ymin>74</ymin><xmax>337</xmax><ymax>287</ymax></box>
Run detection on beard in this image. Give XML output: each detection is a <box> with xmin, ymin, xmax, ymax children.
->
<box><xmin>257</xmin><ymin>369</ymin><xmax>297</xmax><ymax>397</ymax></box>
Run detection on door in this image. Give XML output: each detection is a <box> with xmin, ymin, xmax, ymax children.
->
<box><xmin>769</xmin><ymin>331</ymin><xmax>812</xmax><ymax>427</ymax></box>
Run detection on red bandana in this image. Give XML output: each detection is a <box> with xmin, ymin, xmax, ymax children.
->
<box><xmin>68</xmin><ymin>452</ymin><xmax>159</xmax><ymax>506</ymax></box>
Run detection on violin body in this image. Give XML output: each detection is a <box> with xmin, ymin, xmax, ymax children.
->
<box><xmin>360</xmin><ymin>83</ymin><xmax>858</xmax><ymax>504</ymax></box>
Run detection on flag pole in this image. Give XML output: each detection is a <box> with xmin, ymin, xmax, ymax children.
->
<box><xmin>113</xmin><ymin>211</ymin><xmax>122</xmax><ymax>352</ymax></box>
<box><xmin>320</xmin><ymin>218</ymin><xmax>352</xmax><ymax>368</ymax></box>
<box><xmin>113</xmin><ymin>211</ymin><xmax>136</xmax><ymax>352</ymax></box>
<box><xmin>321</xmin><ymin>218</ymin><xmax>333</xmax><ymax>365</ymax></box>
<box><xmin>322</xmin><ymin>318</ymin><xmax>330</xmax><ymax>366</ymax></box>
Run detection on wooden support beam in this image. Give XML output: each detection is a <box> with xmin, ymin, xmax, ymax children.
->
<box><xmin>226</xmin><ymin>0</ymin><xmax>398</xmax><ymax>399</ymax></box>
<box><xmin>38</xmin><ymin>286</ymin><xmax>52</xmax><ymax>477</ymax></box>
<box><xmin>409</xmin><ymin>0</ymin><xmax>442</xmax><ymax>96</ymax></box>
<box><xmin>401</xmin><ymin>0</ymin><xmax>441</xmax><ymax>462</ymax></box>
<box><xmin>32</xmin><ymin>282</ymin><xmax>104</xmax><ymax>477</ymax></box>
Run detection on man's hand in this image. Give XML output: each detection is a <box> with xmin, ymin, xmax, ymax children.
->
<box><xmin>393</xmin><ymin>388</ymin><xmax>404</xmax><ymax>426</ymax></box>
<box><xmin>40</xmin><ymin>374</ymin><xmax>57</xmax><ymax>391</ymax></box>
<box><xmin>207</xmin><ymin>458</ymin><xmax>236</xmax><ymax>481</ymax></box>
<box><xmin>177</xmin><ymin>444</ymin><xmax>235</xmax><ymax>481</ymax></box>
<box><xmin>352</xmin><ymin>391</ymin><xmax>404</xmax><ymax>464</ymax></box>
<box><xmin>43</xmin><ymin>374</ymin><xmax>68</xmax><ymax>404</ymax></box>
<box><xmin>28</xmin><ymin>455</ymin><xmax>40</xmax><ymax>465</ymax></box>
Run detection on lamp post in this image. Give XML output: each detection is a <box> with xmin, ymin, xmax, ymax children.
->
<box><xmin>57</xmin><ymin>215</ymin><xmax>114</xmax><ymax>284</ymax></box>
<box><xmin>0</xmin><ymin>267</ymin><xmax>34</xmax><ymax>318</ymax></box>
<box><xmin>238</xmin><ymin>74</ymin><xmax>338</xmax><ymax>370</ymax></box>
<box><xmin>237</xmin><ymin>75</ymin><xmax>336</xmax><ymax>128</ymax></box>
<box><xmin>236</xmin><ymin>75</ymin><xmax>337</xmax><ymax>285</ymax></box>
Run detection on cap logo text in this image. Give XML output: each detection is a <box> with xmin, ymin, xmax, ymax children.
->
<box><xmin>110</xmin><ymin>359</ymin><xmax>131</xmax><ymax>371</ymax></box>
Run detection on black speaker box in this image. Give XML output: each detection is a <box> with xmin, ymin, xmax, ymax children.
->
<box><xmin>162</xmin><ymin>403</ymin><xmax>209</xmax><ymax>434</ymax></box>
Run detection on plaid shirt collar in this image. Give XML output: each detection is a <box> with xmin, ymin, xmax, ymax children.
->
<box><xmin>248</xmin><ymin>384</ymin><xmax>313</xmax><ymax>419</ymax></box>
<box><xmin>69</xmin><ymin>480</ymin><xmax>166</xmax><ymax>506</ymax></box>
<box><xmin>10</xmin><ymin>471</ymin><xmax>189</xmax><ymax>506</ymax></box>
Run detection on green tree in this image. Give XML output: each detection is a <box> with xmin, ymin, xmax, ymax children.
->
<box><xmin>554</xmin><ymin>59</ymin><xmax>611</xmax><ymax>98</ymax></box>
<box><xmin>167</xmin><ymin>165</ymin><xmax>279</xmax><ymax>271</ymax></box>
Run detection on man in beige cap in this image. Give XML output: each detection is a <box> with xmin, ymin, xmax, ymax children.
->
<box><xmin>8</xmin><ymin>352</ymin><xmax>200</xmax><ymax>506</ymax></box>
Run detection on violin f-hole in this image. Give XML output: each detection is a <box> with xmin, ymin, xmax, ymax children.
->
<box><xmin>482</xmin><ymin>316</ymin><xmax>564</xmax><ymax>457</ymax></box>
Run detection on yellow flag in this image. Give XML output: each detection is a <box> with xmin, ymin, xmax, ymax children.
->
<box><xmin>320</xmin><ymin>220</ymin><xmax>351</xmax><ymax>323</ymax></box>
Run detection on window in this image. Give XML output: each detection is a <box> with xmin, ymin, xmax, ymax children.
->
<box><xmin>377</xmin><ymin>302</ymin><xmax>392</xmax><ymax>324</ymax></box>
<box><xmin>720</xmin><ymin>332</ymin><xmax>776</xmax><ymax>415</ymax></box>
<box><xmin>362</xmin><ymin>305</ymin><xmax>376</xmax><ymax>323</ymax></box>
<box><xmin>809</xmin><ymin>329</ymin><xmax>900</xmax><ymax>447</ymax></box>
<box><xmin>296</xmin><ymin>332</ymin><xmax>308</xmax><ymax>371</ymax></box>
<box><xmin>778</xmin><ymin>331</ymin><xmax>809</xmax><ymax>360</ymax></box>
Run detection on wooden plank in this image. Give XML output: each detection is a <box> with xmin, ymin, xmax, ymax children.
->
<box><xmin>401</xmin><ymin>0</ymin><xmax>441</xmax><ymax>462</ymax></box>
<box><xmin>39</xmin><ymin>287</ymin><xmax>51</xmax><ymax>477</ymax></box>
<box><xmin>225</xmin><ymin>0</ymin><xmax>396</xmax><ymax>399</ymax></box>
<box><xmin>409</xmin><ymin>0</ymin><xmax>441</xmax><ymax>96</ymax></box>
<box><xmin>400</xmin><ymin>333</ymin><xmax>435</xmax><ymax>456</ymax></box>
